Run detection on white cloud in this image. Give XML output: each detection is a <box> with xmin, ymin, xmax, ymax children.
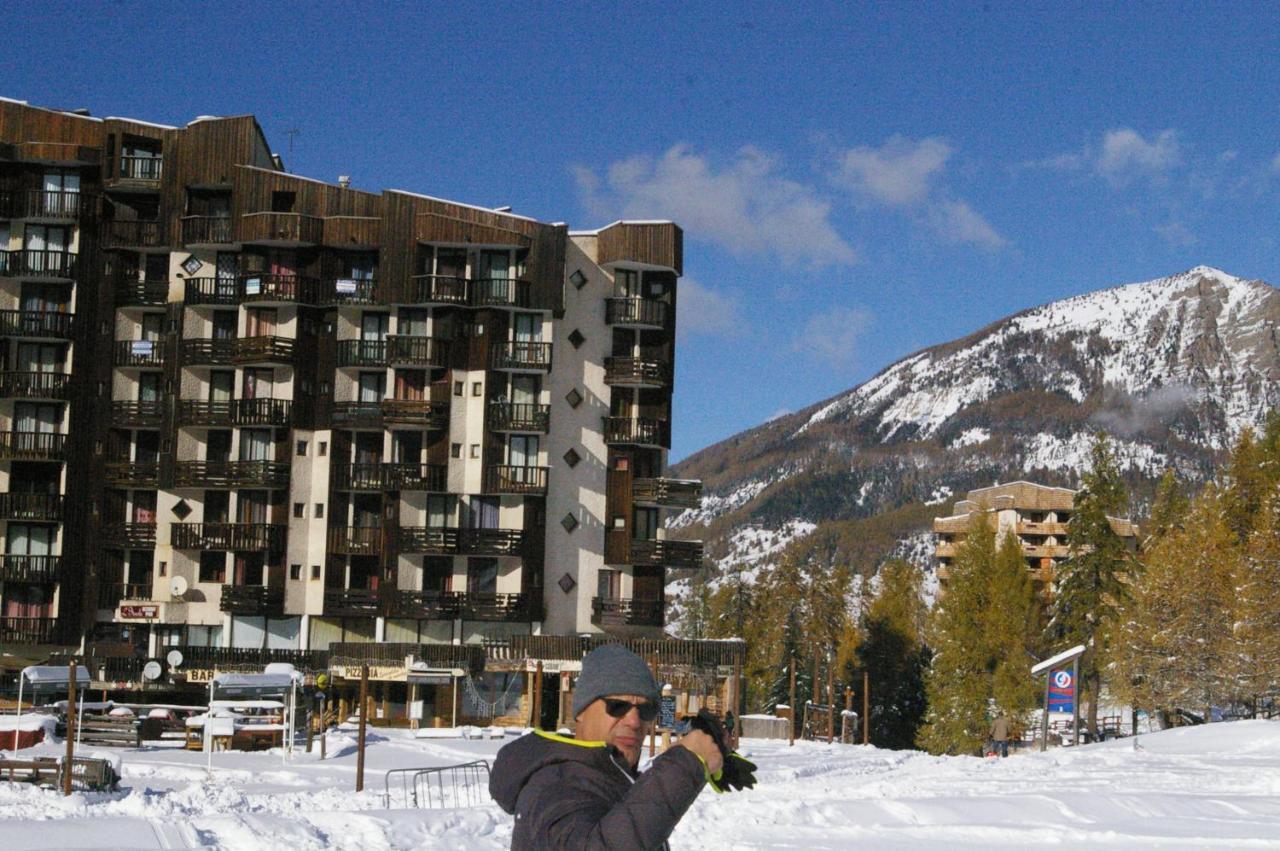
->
<box><xmin>833</xmin><ymin>136</ymin><xmax>951</xmax><ymax>206</ymax></box>
<box><xmin>791</xmin><ymin>306</ymin><xmax>872</xmax><ymax>370</ymax></box>
<box><xmin>574</xmin><ymin>145</ymin><xmax>855</xmax><ymax>268</ymax></box>
<box><xmin>1154</xmin><ymin>220</ymin><xmax>1197</xmax><ymax>247</ymax></box>
<box><xmin>1097</xmin><ymin>128</ymin><xmax>1180</xmax><ymax>181</ymax></box>
<box><xmin>677</xmin><ymin>276</ymin><xmax>746</xmax><ymax>339</ymax></box>
<box><xmin>1270</xmin><ymin>152</ymin><xmax>1280</xmax><ymax>173</ymax></box>
<box><xmin>926</xmin><ymin>199</ymin><xmax>1006</xmax><ymax>250</ymax></box>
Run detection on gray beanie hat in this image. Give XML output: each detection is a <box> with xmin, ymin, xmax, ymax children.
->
<box><xmin>572</xmin><ymin>644</ymin><xmax>660</xmax><ymax>718</ymax></box>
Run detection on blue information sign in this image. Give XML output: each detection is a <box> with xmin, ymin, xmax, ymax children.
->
<box><xmin>1047</xmin><ymin>666</ymin><xmax>1075</xmax><ymax>713</ymax></box>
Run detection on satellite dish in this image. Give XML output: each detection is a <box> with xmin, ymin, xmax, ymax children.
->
<box><xmin>142</xmin><ymin>660</ymin><xmax>163</xmax><ymax>681</ymax></box>
<box><xmin>170</xmin><ymin>576</ymin><xmax>189</xmax><ymax>598</ymax></box>
<box><xmin>166</xmin><ymin>649</ymin><xmax>184</xmax><ymax>668</ymax></box>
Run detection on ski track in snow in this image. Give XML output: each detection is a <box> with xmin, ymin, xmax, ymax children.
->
<box><xmin>5</xmin><ymin>720</ymin><xmax>1280</xmax><ymax>849</ymax></box>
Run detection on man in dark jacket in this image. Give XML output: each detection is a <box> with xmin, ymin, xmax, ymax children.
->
<box><xmin>490</xmin><ymin>644</ymin><xmax>723</xmax><ymax>849</ymax></box>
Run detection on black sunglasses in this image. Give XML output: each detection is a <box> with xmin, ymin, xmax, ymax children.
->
<box><xmin>602</xmin><ymin>698</ymin><xmax>658</xmax><ymax>722</ymax></box>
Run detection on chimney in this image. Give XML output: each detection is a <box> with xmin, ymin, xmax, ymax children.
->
<box><xmin>338</xmin><ymin>175</ymin><xmax>351</xmax><ymax>189</ymax></box>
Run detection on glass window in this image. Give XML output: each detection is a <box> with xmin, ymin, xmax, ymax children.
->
<box><xmin>467</xmin><ymin>558</ymin><xmax>498</xmax><ymax>595</ymax></box>
<box><xmin>358</xmin><ymin>371</ymin><xmax>386</xmax><ymax>402</ymax></box>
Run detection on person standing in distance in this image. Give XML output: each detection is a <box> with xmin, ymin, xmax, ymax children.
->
<box><xmin>491</xmin><ymin>644</ymin><xmax>724</xmax><ymax>849</ymax></box>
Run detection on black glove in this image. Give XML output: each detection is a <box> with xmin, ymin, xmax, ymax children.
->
<box><xmin>683</xmin><ymin>709</ymin><xmax>758</xmax><ymax>792</ymax></box>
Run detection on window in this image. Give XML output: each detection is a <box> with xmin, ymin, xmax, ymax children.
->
<box><xmin>451</xmin><ymin>443</ymin><xmax>461</xmax><ymax>458</ymax></box>
<box><xmin>469</xmin><ymin>444</ymin><xmax>480</xmax><ymax>459</ymax></box>
<box><xmin>271</xmin><ymin>190</ymin><xmax>296</xmax><ymax>212</ymax></box>
<box><xmin>423</xmin><ymin>557</ymin><xmax>453</xmax><ymax>592</ymax></box>
<box><xmin>199</xmin><ymin>552</ymin><xmax>225</xmax><ymax>583</ymax></box>
<box><xmin>290</xmin><ymin>564</ymin><xmax>301</xmax><ymax>580</ymax></box>
<box><xmin>311</xmin><ymin>564</ymin><xmax>321</xmax><ymax>580</ymax></box>
<box><xmin>632</xmin><ymin>507</ymin><xmax>659</xmax><ymax>541</ymax></box>
<box><xmin>318</xmin><ymin>441</ymin><xmax>327</xmax><ymax>457</ymax></box>
<box><xmin>293</xmin><ymin>502</ymin><xmax>305</xmax><ymax>519</ymax></box>
<box><xmin>454</xmin><ymin>381</ymin><xmax>463</xmax><ymax>396</ymax></box>
<box><xmin>471</xmin><ymin>381</ymin><xmax>482</xmax><ymax>397</ymax></box>
<box><xmin>314</xmin><ymin>503</ymin><xmax>324</xmax><ymax>519</ymax></box>
<box><xmin>358</xmin><ymin>371</ymin><xmax>386</xmax><ymax>403</ymax></box>
<box><xmin>296</xmin><ymin>440</ymin><xmax>308</xmax><ymax>456</ymax></box>
<box><xmin>467</xmin><ymin>558</ymin><xmax>498</xmax><ymax>595</ymax></box>
<box><xmin>597</xmin><ymin>569</ymin><xmax>621</xmax><ymax>601</ymax></box>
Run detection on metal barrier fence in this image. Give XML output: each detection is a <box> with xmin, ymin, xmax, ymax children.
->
<box><xmin>383</xmin><ymin>760</ymin><xmax>491</xmax><ymax>809</ymax></box>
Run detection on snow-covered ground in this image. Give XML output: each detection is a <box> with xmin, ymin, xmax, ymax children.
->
<box><xmin>4</xmin><ymin>720</ymin><xmax>1280</xmax><ymax>849</ymax></box>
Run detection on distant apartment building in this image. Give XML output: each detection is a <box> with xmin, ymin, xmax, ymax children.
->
<box><xmin>0</xmin><ymin>96</ymin><xmax>705</xmax><ymax>659</ymax></box>
<box><xmin>933</xmin><ymin>481</ymin><xmax>1138</xmax><ymax>593</ymax></box>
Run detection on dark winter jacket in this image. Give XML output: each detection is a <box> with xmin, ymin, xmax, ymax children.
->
<box><xmin>490</xmin><ymin>730</ymin><xmax>709</xmax><ymax>850</ymax></box>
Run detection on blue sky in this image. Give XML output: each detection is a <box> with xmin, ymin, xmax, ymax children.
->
<box><xmin>7</xmin><ymin>2</ymin><xmax>1280</xmax><ymax>459</ymax></box>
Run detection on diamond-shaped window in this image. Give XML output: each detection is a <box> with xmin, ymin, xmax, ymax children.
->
<box><xmin>565</xmin><ymin>388</ymin><xmax>583</xmax><ymax>409</ymax></box>
<box><xmin>172</xmin><ymin>499</ymin><xmax>192</xmax><ymax>520</ymax></box>
<box><xmin>563</xmin><ymin>448</ymin><xmax>581</xmax><ymax>468</ymax></box>
<box><xmin>570</xmin><ymin>269</ymin><xmax>587</xmax><ymax>289</ymax></box>
<box><xmin>561</xmin><ymin>512</ymin><xmax>579</xmax><ymax>533</ymax></box>
<box><xmin>558</xmin><ymin>572</ymin><xmax>577</xmax><ymax>593</ymax></box>
<box><xmin>568</xmin><ymin>329</ymin><xmax>586</xmax><ymax>349</ymax></box>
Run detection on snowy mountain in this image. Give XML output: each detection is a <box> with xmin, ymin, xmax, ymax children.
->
<box><xmin>669</xmin><ymin>266</ymin><xmax>1280</xmax><ymax>585</ymax></box>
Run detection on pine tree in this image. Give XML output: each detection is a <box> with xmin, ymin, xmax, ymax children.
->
<box><xmin>1146</xmin><ymin>468</ymin><xmax>1189</xmax><ymax>542</ymax></box>
<box><xmin>677</xmin><ymin>578</ymin><xmax>713</xmax><ymax>640</ymax></box>
<box><xmin>1223</xmin><ymin>428</ymin><xmax>1266</xmax><ymax>544</ymax></box>
<box><xmin>988</xmin><ymin>530</ymin><xmax>1041</xmax><ymax>725</ymax></box>
<box><xmin>1237</xmin><ymin>493</ymin><xmax>1280</xmax><ymax>704</ymax></box>
<box><xmin>855</xmin><ymin>559</ymin><xmax>931</xmax><ymax>749</ymax></box>
<box><xmin>765</xmin><ymin>607</ymin><xmax>811</xmax><ymax>712</ymax></box>
<box><xmin>1047</xmin><ymin>432</ymin><xmax>1136</xmax><ymax>738</ymax></box>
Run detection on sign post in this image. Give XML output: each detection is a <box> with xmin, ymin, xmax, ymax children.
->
<box><xmin>63</xmin><ymin>661</ymin><xmax>76</xmax><ymax>797</ymax></box>
<box><xmin>1032</xmin><ymin>644</ymin><xmax>1085</xmax><ymax>752</ymax></box>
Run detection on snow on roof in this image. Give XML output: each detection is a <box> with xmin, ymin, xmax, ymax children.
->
<box><xmin>387</xmin><ymin>189</ymin><xmax>541</xmax><ymax>223</ymax></box>
<box><xmin>1031</xmin><ymin>644</ymin><xmax>1086</xmax><ymax>676</ymax></box>
<box><xmin>103</xmin><ymin>116</ymin><xmax>178</xmax><ymax>130</ymax></box>
<box><xmin>0</xmin><ymin>96</ymin><xmax>102</xmax><ymax>123</ymax></box>
<box><xmin>569</xmin><ymin>219</ymin><xmax>677</xmax><ymax>236</ymax></box>
<box><xmin>212</xmin><ymin>672</ymin><xmax>299</xmax><ymax>688</ymax></box>
<box><xmin>21</xmin><ymin>665</ymin><xmax>92</xmax><ymax>684</ymax></box>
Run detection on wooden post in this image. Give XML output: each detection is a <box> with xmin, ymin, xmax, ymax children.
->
<box><xmin>811</xmin><ymin>653</ymin><xmax>820</xmax><ymax>741</ymax></box>
<box><xmin>648</xmin><ymin>657</ymin><xmax>659</xmax><ymax>757</ymax></box>
<box><xmin>788</xmin><ymin>661</ymin><xmax>796</xmax><ymax>746</ymax></box>
<box><xmin>306</xmin><ymin>692</ymin><xmax>315</xmax><ymax>753</ymax></box>
<box><xmin>320</xmin><ymin>694</ymin><xmax>327</xmax><ymax>760</ymax></box>
<box><xmin>533</xmin><ymin>661</ymin><xmax>543</xmax><ymax>730</ymax></box>
<box><xmin>380</xmin><ymin>682</ymin><xmax>389</xmax><ymax>724</ymax></box>
<box><xmin>63</xmin><ymin>661</ymin><xmax>77</xmax><ymax>796</ymax></box>
<box><xmin>826</xmin><ymin>660</ymin><xmax>834</xmax><ymax>744</ymax></box>
<box><xmin>356</xmin><ymin>665</ymin><xmax>368</xmax><ymax>792</ymax></box>
<box><xmin>862</xmin><ymin>669</ymin><xmax>870</xmax><ymax>745</ymax></box>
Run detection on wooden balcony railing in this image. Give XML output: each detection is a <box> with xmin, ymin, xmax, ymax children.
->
<box><xmin>183</xmin><ymin>277</ymin><xmax>240</xmax><ymax>305</ymax></box>
<box><xmin>391</xmin><ymin>589</ymin><xmax>463</xmax><ymax>619</ymax></box>
<box><xmin>381</xmin><ymin>398</ymin><xmax>447</xmax><ymax>425</ymax></box>
<box><xmin>336</xmin><ymin>339</ymin><xmax>389</xmax><ymax>367</ymax></box>
<box><xmin>606</xmin><ymin>297</ymin><xmax>668</xmax><ymax>328</ymax></box>
<box><xmin>397</xmin><ymin>527</ymin><xmax>526</xmax><ymax>556</ymax></box>
<box><xmin>171</xmin><ymin>646</ymin><xmax>330</xmax><ymax>673</ymax></box>
<box><xmin>239</xmin><ymin>272</ymin><xmax>320</xmax><ymax>304</ymax></box>
<box><xmin>0</xmin><ymin>371</ymin><xmax>71</xmax><ymax>399</ymax></box>
<box><xmin>591</xmin><ymin>597</ymin><xmax>664</xmax><ymax>627</ymax></box>
<box><xmin>388</xmin><ymin>335</ymin><xmax>448</xmax><ymax>367</ymax></box>
<box><xmin>629</xmin><ymin>538</ymin><xmax>705</xmax><ymax>570</ymax></box>
<box><xmin>100</xmin><ymin>522</ymin><xmax>158</xmax><ymax>549</ymax></box>
<box><xmin>172</xmin><ymin>460</ymin><xmax>289</xmax><ymax>489</ymax></box>
<box><xmin>220</xmin><ymin>584</ymin><xmax>284</xmax><ymax>616</ymax></box>
<box><xmin>170</xmin><ymin>522</ymin><xmax>286</xmax><ymax>552</ymax></box>
<box><xmin>410</xmin><ymin>274</ymin><xmax>469</xmax><ymax>305</ymax></box>
<box><xmin>488</xmin><ymin>402</ymin><xmax>550</xmax><ymax>432</ymax></box>
<box><xmin>181</xmin><ymin>337</ymin><xmax>236</xmax><ymax>365</ymax></box>
<box><xmin>327</xmin><ymin>526</ymin><xmax>384</xmax><ymax>556</ymax></box>
<box><xmin>323</xmin><ymin>587</ymin><xmax>383</xmax><ymax>617</ymax></box>
<box><xmin>0</xmin><ymin>617</ymin><xmax>58</xmax><ymax>644</ymax></box>
<box><xmin>632</xmin><ymin>478</ymin><xmax>702</xmax><ymax>509</ymax></box>
<box><xmin>327</xmin><ymin>276</ymin><xmax>379</xmax><ymax>304</ymax></box>
<box><xmin>181</xmin><ymin>215</ymin><xmax>234</xmax><ymax>245</ymax></box>
<box><xmin>103</xmin><ymin>582</ymin><xmax>154</xmax><ymax>603</ymax></box>
<box><xmin>109</xmin><ymin>400</ymin><xmax>165</xmax><ymax>428</ymax></box>
<box><xmin>604</xmin><ymin>357</ymin><xmax>669</xmax><ymax>388</ymax></box>
<box><xmin>0</xmin><ymin>309</ymin><xmax>75</xmax><ymax>339</ymax></box>
<box><xmin>114</xmin><ymin>339</ymin><xmax>165</xmax><ymax>367</ymax></box>
<box><xmin>0</xmin><ymin>493</ymin><xmax>64</xmax><ymax>521</ymax></box>
<box><xmin>0</xmin><ymin>431</ymin><xmax>66</xmax><ymax>460</ymax></box>
<box><xmin>103</xmin><ymin>461</ymin><xmax>160</xmax><ymax>487</ymax></box>
<box><xmin>603</xmin><ymin>416</ymin><xmax>669</xmax><ymax>447</ymax></box>
<box><xmin>484</xmin><ymin>465</ymin><xmax>549</xmax><ymax>496</ymax></box>
<box><xmin>103</xmin><ymin>219</ymin><xmax>165</xmax><ymax>248</ymax></box>
<box><xmin>115</xmin><ymin>278</ymin><xmax>169</xmax><ymax>306</ymax></box>
<box><xmin>4</xmin><ymin>249</ymin><xmax>79</xmax><ymax>278</ymax></box>
<box><xmin>118</xmin><ymin>155</ymin><xmax>162</xmax><ymax>181</ymax></box>
<box><xmin>175</xmin><ymin>398</ymin><xmax>292</xmax><ymax>427</ymax></box>
<box><xmin>0</xmin><ymin>554</ymin><xmax>60</xmax><ymax>583</ymax></box>
<box><xmin>471</xmin><ymin>277</ymin><xmax>551</xmax><ymax>310</ymax></box>
<box><xmin>333</xmin><ymin>462</ymin><xmax>447</xmax><ymax>492</ymax></box>
<box><xmin>458</xmin><ymin>592</ymin><xmax>541</xmax><ymax>622</ymax></box>
<box><xmin>22</xmin><ymin>189</ymin><xmax>82</xmax><ymax>219</ymax></box>
<box><xmin>490</xmin><ymin>341</ymin><xmax>552</xmax><ymax>371</ymax></box>
<box><xmin>240</xmin><ymin>211</ymin><xmax>324</xmax><ymax>245</ymax></box>
<box><xmin>232</xmin><ymin>335</ymin><xmax>295</xmax><ymax>364</ymax></box>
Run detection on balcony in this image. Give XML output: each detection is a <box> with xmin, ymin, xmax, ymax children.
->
<box><xmin>0</xmin><ymin>617</ymin><xmax>57</xmax><ymax>644</ymax></box>
<box><xmin>239</xmin><ymin>272</ymin><xmax>320</xmax><ymax>305</ymax></box>
<box><xmin>103</xmin><ymin>582</ymin><xmax>155</xmax><ymax>604</ymax></box>
<box><xmin>327</xmin><ymin>526</ymin><xmax>384</xmax><ymax>556</ymax></box>
<box><xmin>0</xmin><ymin>554</ymin><xmax>60</xmax><ymax>583</ymax></box>
<box><xmin>391</xmin><ymin>589</ymin><xmax>462</xmax><ymax>620</ymax></box>
<box><xmin>101</xmin><ymin>522</ymin><xmax>158</xmax><ymax>549</ymax></box>
<box><xmin>606</xmin><ymin>297</ymin><xmax>668</xmax><ymax>329</ymax></box>
<box><xmin>111</xmin><ymin>155</ymin><xmax>163</xmax><ymax>187</ymax></box>
<box><xmin>103</xmin><ymin>461</ymin><xmax>160</xmax><ymax>487</ymax></box>
<box><xmin>103</xmin><ymin>219</ymin><xmax>166</xmax><ymax>249</ymax></box>
<box><xmin>484</xmin><ymin>465</ymin><xmax>549</xmax><ymax>496</ymax></box>
<box><xmin>327</xmin><ymin>276</ymin><xmax>379</xmax><ymax>304</ymax></box>
<box><xmin>181</xmin><ymin>337</ymin><xmax>236</xmax><ymax>365</ymax></box>
<box><xmin>0</xmin><ymin>249</ymin><xmax>79</xmax><ymax>279</ymax></box>
<box><xmin>331</xmin><ymin>399</ymin><xmax>448</xmax><ymax>429</ymax></box>
<box><xmin>629</xmin><ymin>538</ymin><xmax>705</xmax><ymax>570</ymax></box>
<box><xmin>397</xmin><ymin>527</ymin><xmax>526</xmax><ymax>556</ymax></box>
<box><xmin>490</xmin><ymin>341</ymin><xmax>552</xmax><ymax>371</ymax></box>
<box><xmin>114</xmin><ymin>339</ymin><xmax>165</xmax><ymax>368</ymax></box>
<box><xmin>184</xmin><ymin>277</ymin><xmax>240</xmax><ymax>306</ymax></box>
<box><xmin>0</xmin><ymin>371</ymin><xmax>71</xmax><ymax>400</ymax></box>
<box><xmin>115</xmin><ymin>278</ymin><xmax>170</xmax><ymax>307</ymax></box>
<box><xmin>181</xmin><ymin>215</ymin><xmax>234</xmax><ymax>247</ymax></box>
<box><xmin>603</xmin><ymin>416</ymin><xmax>669</xmax><ymax>447</ymax></box>
<box><xmin>488</xmin><ymin>402</ymin><xmax>550</xmax><ymax>432</ymax></box>
<box><xmin>172</xmin><ymin>460</ymin><xmax>289</xmax><ymax>489</ymax></box>
<box><xmin>338</xmin><ymin>337</ymin><xmax>450</xmax><ymax>369</ymax></box>
<box><xmin>220</xmin><ymin>584</ymin><xmax>284</xmax><ymax>616</ymax></box>
<box><xmin>0</xmin><ymin>431</ymin><xmax>66</xmax><ymax>461</ymax></box>
<box><xmin>410</xmin><ymin>274</ymin><xmax>469</xmax><ymax>305</ymax></box>
<box><xmin>232</xmin><ymin>335</ymin><xmax>295</xmax><ymax>365</ymax></box>
<box><xmin>240</xmin><ymin>211</ymin><xmax>324</xmax><ymax>246</ymax></box>
<box><xmin>19</xmin><ymin>189</ymin><xmax>83</xmax><ymax>220</ymax></box>
<box><xmin>175</xmin><ymin>398</ymin><xmax>292</xmax><ymax>428</ymax></box>
<box><xmin>333</xmin><ymin>462</ymin><xmax>446</xmax><ymax>492</ymax></box>
<box><xmin>323</xmin><ymin>587</ymin><xmax>383</xmax><ymax>618</ymax></box>
<box><xmin>592</xmin><ymin>597</ymin><xmax>664</xmax><ymax>628</ymax></box>
<box><xmin>337</xmin><ymin>339</ymin><xmax>388</xmax><ymax>367</ymax></box>
<box><xmin>604</xmin><ymin>357</ymin><xmax>669</xmax><ymax>388</ymax></box>
<box><xmin>170</xmin><ymin>522</ymin><xmax>286</xmax><ymax>552</ymax></box>
<box><xmin>458</xmin><ymin>592</ymin><xmax>541</xmax><ymax>622</ymax></box>
<box><xmin>0</xmin><ymin>493</ymin><xmax>63</xmax><ymax>521</ymax></box>
<box><xmin>632</xmin><ymin>478</ymin><xmax>702</xmax><ymax>509</ymax></box>
<box><xmin>472</xmin><ymin>278</ymin><xmax>543</xmax><ymax>309</ymax></box>
<box><xmin>109</xmin><ymin>400</ymin><xmax>165</xmax><ymax>428</ymax></box>
<box><xmin>0</xmin><ymin>309</ymin><xmax>75</xmax><ymax>339</ymax></box>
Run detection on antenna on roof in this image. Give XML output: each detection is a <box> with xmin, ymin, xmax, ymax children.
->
<box><xmin>284</xmin><ymin>127</ymin><xmax>301</xmax><ymax>169</ymax></box>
